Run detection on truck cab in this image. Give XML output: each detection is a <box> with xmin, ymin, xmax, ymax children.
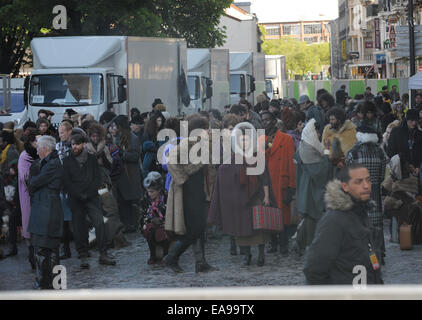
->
<box><xmin>27</xmin><ymin>68</ymin><xmax>126</xmax><ymax>126</ymax></box>
<box><xmin>229</xmin><ymin>71</ymin><xmax>255</xmax><ymax>105</ymax></box>
<box><xmin>187</xmin><ymin>71</ymin><xmax>212</xmax><ymax>113</ymax></box>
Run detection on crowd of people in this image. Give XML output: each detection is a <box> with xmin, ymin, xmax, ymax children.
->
<box><xmin>0</xmin><ymin>85</ymin><xmax>422</xmax><ymax>288</ymax></box>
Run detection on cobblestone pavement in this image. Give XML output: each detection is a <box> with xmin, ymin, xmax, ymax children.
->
<box><xmin>1</xmin><ymin>221</ymin><xmax>422</xmax><ymax>291</ymax></box>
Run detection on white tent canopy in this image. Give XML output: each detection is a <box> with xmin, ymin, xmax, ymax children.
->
<box><xmin>409</xmin><ymin>71</ymin><xmax>422</xmax><ymax>89</ymax></box>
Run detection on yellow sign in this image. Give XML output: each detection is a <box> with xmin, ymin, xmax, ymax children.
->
<box><xmin>342</xmin><ymin>40</ymin><xmax>347</xmax><ymax>61</ymax></box>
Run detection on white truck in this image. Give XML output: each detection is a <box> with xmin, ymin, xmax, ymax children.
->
<box><xmin>229</xmin><ymin>52</ymin><xmax>265</xmax><ymax>106</ymax></box>
<box><xmin>26</xmin><ymin>36</ymin><xmax>190</xmax><ymax>125</ymax></box>
<box><xmin>187</xmin><ymin>48</ymin><xmax>230</xmax><ymax>113</ymax></box>
<box><xmin>265</xmin><ymin>55</ymin><xmax>287</xmax><ymax>100</ymax></box>
<box><xmin>0</xmin><ymin>75</ymin><xmax>28</xmax><ymax>128</ymax></box>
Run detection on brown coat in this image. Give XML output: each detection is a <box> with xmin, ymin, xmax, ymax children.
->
<box><xmin>164</xmin><ymin>139</ymin><xmax>207</xmax><ymax>235</ymax></box>
<box><xmin>322</xmin><ymin>120</ymin><xmax>357</xmax><ymax>160</ymax></box>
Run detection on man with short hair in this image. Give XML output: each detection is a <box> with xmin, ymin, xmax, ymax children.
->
<box><xmin>63</xmin><ymin>134</ymin><xmax>116</xmax><ymax>269</ymax></box>
<box><xmin>415</xmin><ymin>93</ymin><xmax>422</xmax><ymax>110</ymax></box>
<box><xmin>303</xmin><ymin>164</ymin><xmax>384</xmax><ymax>285</ymax></box>
<box><xmin>239</xmin><ymin>99</ymin><xmax>263</xmax><ymax>129</ymax></box>
<box><xmin>364</xmin><ymin>87</ymin><xmax>375</xmax><ymax>101</ymax></box>
<box><xmin>390</xmin><ymin>85</ymin><xmax>400</xmax><ymax>102</ymax></box>
<box><xmin>335</xmin><ymin>85</ymin><xmax>348</xmax><ymax>107</ymax></box>
<box><xmin>27</xmin><ymin>135</ymin><xmax>64</xmax><ymax>289</ymax></box>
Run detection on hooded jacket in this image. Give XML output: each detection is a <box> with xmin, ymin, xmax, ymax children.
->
<box><xmin>303</xmin><ymin>179</ymin><xmax>383</xmax><ymax>285</ymax></box>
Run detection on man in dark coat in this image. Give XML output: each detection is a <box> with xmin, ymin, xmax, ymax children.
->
<box><xmin>63</xmin><ymin>134</ymin><xmax>116</xmax><ymax>269</ymax></box>
<box><xmin>346</xmin><ymin>125</ymin><xmax>387</xmax><ymax>263</ymax></box>
<box><xmin>335</xmin><ymin>85</ymin><xmax>348</xmax><ymax>107</ymax></box>
<box><xmin>303</xmin><ymin>164</ymin><xmax>384</xmax><ymax>285</ymax></box>
<box><xmin>27</xmin><ymin>135</ymin><xmax>64</xmax><ymax>289</ymax></box>
<box><xmin>387</xmin><ymin>109</ymin><xmax>422</xmax><ymax>171</ymax></box>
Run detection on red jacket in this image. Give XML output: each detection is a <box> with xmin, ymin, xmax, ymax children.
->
<box><xmin>265</xmin><ymin>130</ymin><xmax>296</xmax><ymax>225</ymax></box>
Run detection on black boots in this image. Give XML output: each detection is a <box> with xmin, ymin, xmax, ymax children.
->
<box><xmin>163</xmin><ymin>240</ymin><xmax>186</xmax><ymax>273</ymax></box>
<box><xmin>59</xmin><ymin>244</ymin><xmax>71</xmax><ymax>260</ymax></box>
<box><xmin>193</xmin><ymin>237</ymin><xmax>218</xmax><ymax>273</ymax></box>
<box><xmin>28</xmin><ymin>245</ymin><xmax>36</xmax><ymax>270</ymax></box>
<box><xmin>257</xmin><ymin>244</ymin><xmax>265</xmax><ymax>267</ymax></box>
<box><xmin>230</xmin><ymin>236</ymin><xmax>238</xmax><ymax>255</ymax></box>
<box><xmin>34</xmin><ymin>248</ymin><xmax>59</xmax><ymax>289</ymax></box>
<box><xmin>99</xmin><ymin>251</ymin><xmax>116</xmax><ymax>266</ymax></box>
<box><xmin>242</xmin><ymin>246</ymin><xmax>252</xmax><ymax>266</ymax></box>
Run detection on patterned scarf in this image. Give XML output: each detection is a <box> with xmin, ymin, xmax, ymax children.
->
<box><xmin>148</xmin><ymin>195</ymin><xmax>165</xmax><ymax>220</ymax></box>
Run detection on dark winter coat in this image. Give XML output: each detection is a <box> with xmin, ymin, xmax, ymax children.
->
<box><xmin>27</xmin><ymin>150</ymin><xmax>64</xmax><ymax>239</ymax></box>
<box><xmin>303</xmin><ymin>179</ymin><xmax>383</xmax><ymax>285</ymax></box>
<box><xmin>386</xmin><ymin>121</ymin><xmax>422</xmax><ymax>168</ymax></box>
<box><xmin>113</xmin><ymin>133</ymin><xmax>142</xmax><ymax>201</ymax></box>
<box><xmin>63</xmin><ymin>151</ymin><xmax>101</xmax><ymax>201</ymax></box>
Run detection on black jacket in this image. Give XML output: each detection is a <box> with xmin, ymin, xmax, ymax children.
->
<box><xmin>63</xmin><ymin>151</ymin><xmax>101</xmax><ymax>201</ymax></box>
<box><xmin>386</xmin><ymin>121</ymin><xmax>422</xmax><ymax>168</ymax></box>
<box><xmin>303</xmin><ymin>179</ymin><xmax>383</xmax><ymax>285</ymax></box>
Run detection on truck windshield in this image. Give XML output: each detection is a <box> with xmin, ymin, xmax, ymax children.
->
<box><xmin>187</xmin><ymin>76</ymin><xmax>200</xmax><ymax>100</ymax></box>
<box><xmin>29</xmin><ymin>74</ymin><xmax>103</xmax><ymax>106</ymax></box>
<box><xmin>230</xmin><ymin>74</ymin><xmax>245</xmax><ymax>94</ymax></box>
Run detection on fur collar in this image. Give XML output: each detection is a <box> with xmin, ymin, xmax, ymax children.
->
<box><xmin>325</xmin><ymin>179</ymin><xmax>354</xmax><ymax>211</ymax></box>
<box><xmin>356</xmin><ymin>132</ymin><xmax>379</xmax><ymax>144</ymax></box>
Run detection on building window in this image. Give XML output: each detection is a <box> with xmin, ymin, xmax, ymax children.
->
<box><xmin>265</xmin><ymin>26</ymin><xmax>280</xmax><ymax>36</ymax></box>
<box><xmin>304</xmin><ymin>24</ymin><xmax>322</xmax><ymax>34</ymax></box>
<box><xmin>304</xmin><ymin>36</ymin><xmax>319</xmax><ymax>43</ymax></box>
<box><xmin>283</xmin><ymin>24</ymin><xmax>301</xmax><ymax>35</ymax></box>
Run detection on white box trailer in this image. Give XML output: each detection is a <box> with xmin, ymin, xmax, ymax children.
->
<box><xmin>0</xmin><ymin>75</ymin><xmax>28</xmax><ymax>128</ymax></box>
<box><xmin>27</xmin><ymin>36</ymin><xmax>190</xmax><ymax>125</ymax></box>
<box><xmin>187</xmin><ymin>48</ymin><xmax>230</xmax><ymax>113</ymax></box>
<box><xmin>229</xmin><ymin>52</ymin><xmax>265</xmax><ymax>106</ymax></box>
<box><xmin>265</xmin><ymin>55</ymin><xmax>287</xmax><ymax>100</ymax></box>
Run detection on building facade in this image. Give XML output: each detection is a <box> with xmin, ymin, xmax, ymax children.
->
<box><xmin>218</xmin><ymin>2</ymin><xmax>262</xmax><ymax>53</ymax></box>
<box><xmin>331</xmin><ymin>0</ymin><xmax>422</xmax><ymax>79</ymax></box>
<box><xmin>260</xmin><ymin>20</ymin><xmax>331</xmax><ymax>44</ymax></box>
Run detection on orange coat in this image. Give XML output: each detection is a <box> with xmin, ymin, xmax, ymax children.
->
<box><xmin>265</xmin><ymin>130</ymin><xmax>296</xmax><ymax>225</ymax></box>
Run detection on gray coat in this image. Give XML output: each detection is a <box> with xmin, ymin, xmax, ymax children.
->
<box><xmin>114</xmin><ymin>133</ymin><xmax>142</xmax><ymax>201</ymax></box>
<box><xmin>303</xmin><ymin>179</ymin><xmax>383</xmax><ymax>285</ymax></box>
<box><xmin>27</xmin><ymin>150</ymin><xmax>64</xmax><ymax>239</ymax></box>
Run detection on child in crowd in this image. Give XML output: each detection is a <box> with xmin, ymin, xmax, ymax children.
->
<box><xmin>140</xmin><ymin>171</ymin><xmax>169</xmax><ymax>265</ymax></box>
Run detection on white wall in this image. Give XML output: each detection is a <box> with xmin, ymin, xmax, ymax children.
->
<box><xmin>218</xmin><ymin>15</ymin><xmax>259</xmax><ymax>53</ymax></box>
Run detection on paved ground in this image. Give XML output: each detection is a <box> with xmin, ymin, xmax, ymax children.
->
<box><xmin>1</xmin><ymin>220</ymin><xmax>421</xmax><ymax>291</ymax></box>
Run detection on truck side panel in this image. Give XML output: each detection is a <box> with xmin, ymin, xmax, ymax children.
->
<box><xmin>210</xmin><ymin>49</ymin><xmax>229</xmax><ymax>112</ymax></box>
<box><xmin>127</xmin><ymin>37</ymin><xmax>187</xmax><ymax>116</ymax></box>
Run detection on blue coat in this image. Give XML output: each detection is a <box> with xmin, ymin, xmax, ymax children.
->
<box><xmin>27</xmin><ymin>150</ymin><xmax>64</xmax><ymax>239</ymax></box>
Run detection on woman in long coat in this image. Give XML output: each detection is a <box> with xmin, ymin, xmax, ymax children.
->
<box><xmin>18</xmin><ymin>128</ymin><xmax>39</xmax><ymax>269</ymax></box>
<box><xmin>208</xmin><ymin>123</ymin><xmax>272</xmax><ymax>267</ymax></box>
<box><xmin>109</xmin><ymin>115</ymin><xmax>142</xmax><ymax>233</ymax></box>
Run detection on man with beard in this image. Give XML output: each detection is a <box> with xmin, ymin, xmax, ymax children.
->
<box><xmin>261</xmin><ymin>111</ymin><xmax>296</xmax><ymax>256</ymax></box>
<box><xmin>322</xmin><ymin>107</ymin><xmax>357</xmax><ymax>177</ymax></box>
<box><xmin>63</xmin><ymin>134</ymin><xmax>116</xmax><ymax>269</ymax></box>
<box><xmin>303</xmin><ymin>164</ymin><xmax>384</xmax><ymax>285</ymax></box>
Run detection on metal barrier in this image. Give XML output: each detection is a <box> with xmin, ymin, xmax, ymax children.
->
<box><xmin>1</xmin><ymin>285</ymin><xmax>422</xmax><ymax>300</ymax></box>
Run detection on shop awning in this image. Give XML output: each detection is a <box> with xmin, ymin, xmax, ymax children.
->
<box><xmin>409</xmin><ymin>71</ymin><xmax>422</xmax><ymax>89</ymax></box>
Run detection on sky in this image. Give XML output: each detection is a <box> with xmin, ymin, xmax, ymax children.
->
<box><xmin>249</xmin><ymin>0</ymin><xmax>339</xmax><ymax>23</ymax></box>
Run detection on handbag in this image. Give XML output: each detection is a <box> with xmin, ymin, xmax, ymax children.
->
<box><xmin>154</xmin><ymin>226</ymin><xmax>169</xmax><ymax>242</ymax></box>
<box><xmin>252</xmin><ymin>206</ymin><xmax>284</xmax><ymax>231</ymax></box>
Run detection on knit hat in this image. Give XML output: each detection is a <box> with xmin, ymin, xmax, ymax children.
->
<box><xmin>406</xmin><ymin>109</ymin><xmax>420</xmax><ymax>121</ymax></box>
<box><xmin>152</xmin><ymin>98</ymin><xmax>163</xmax><ymax>109</ymax></box>
<box><xmin>143</xmin><ymin>171</ymin><xmax>163</xmax><ymax>190</ymax></box>
<box><xmin>299</xmin><ymin>95</ymin><xmax>310</xmax><ymax>104</ymax></box>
